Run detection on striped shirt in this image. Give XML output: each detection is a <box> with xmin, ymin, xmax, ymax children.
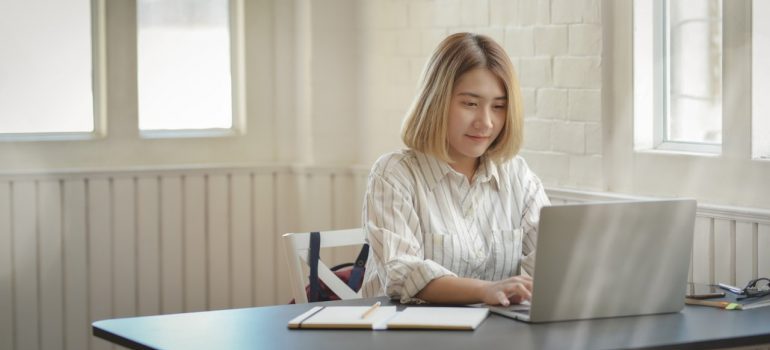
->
<box><xmin>360</xmin><ymin>149</ymin><xmax>550</xmax><ymax>303</ymax></box>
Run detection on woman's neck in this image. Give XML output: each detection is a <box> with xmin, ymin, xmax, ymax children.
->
<box><xmin>450</xmin><ymin>157</ymin><xmax>480</xmax><ymax>183</ymax></box>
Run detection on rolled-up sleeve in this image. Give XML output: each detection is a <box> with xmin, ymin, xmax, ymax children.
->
<box><xmin>364</xmin><ymin>173</ymin><xmax>456</xmax><ymax>303</ymax></box>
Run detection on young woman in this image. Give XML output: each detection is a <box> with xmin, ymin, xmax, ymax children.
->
<box><xmin>360</xmin><ymin>33</ymin><xmax>550</xmax><ymax>306</ymax></box>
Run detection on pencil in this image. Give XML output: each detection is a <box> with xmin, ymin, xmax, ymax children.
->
<box><xmin>360</xmin><ymin>301</ymin><xmax>381</xmax><ymax>319</ymax></box>
<box><xmin>685</xmin><ymin>298</ymin><xmax>740</xmax><ymax>310</ymax></box>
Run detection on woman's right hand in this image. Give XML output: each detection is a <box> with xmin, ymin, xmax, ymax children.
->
<box><xmin>478</xmin><ymin>275</ymin><xmax>533</xmax><ymax>306</ymax></box>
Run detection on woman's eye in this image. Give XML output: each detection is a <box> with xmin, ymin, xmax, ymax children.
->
<box><xmin>494</xmin><ymin>105</ymin><xmax>506</xmax><ymax>109</ymax></box>
<box><xmin>462</xmin><ymin>101</ymin><xmax>478</xmax><ymax>107</ymax></box>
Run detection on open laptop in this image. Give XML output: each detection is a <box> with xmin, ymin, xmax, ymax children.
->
<box><xmin>490</xmin><ymin>199</ymin><xmax>697</xmax><ymax>323</ymax></box>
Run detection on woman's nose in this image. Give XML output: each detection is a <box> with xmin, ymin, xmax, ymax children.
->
<box><xmin>474</xmin><ymin>107</ymin><xmax>494</xmax><ymax>130</ymax></box>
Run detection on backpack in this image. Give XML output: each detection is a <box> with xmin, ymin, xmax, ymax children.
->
<box><xmin>289</xmin><ymin>231</ymin><xmax>369</xmax><ymax>303</ymax></box>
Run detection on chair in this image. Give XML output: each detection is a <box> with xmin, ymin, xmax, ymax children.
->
<box><xmin>282</xmin><ymin>228</ymin><xmax>367</xmax><ymax>304</ymax></box>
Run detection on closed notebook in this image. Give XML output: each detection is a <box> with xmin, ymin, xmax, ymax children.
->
<box><xmin>288</xmin><ymin>306</ymin><xmax>489</xmax><ymax>330</ymax></box>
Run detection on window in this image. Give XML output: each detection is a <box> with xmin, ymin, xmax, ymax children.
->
<box><xmin>0</xmin><ymin>0</ymin><xmax>99</xmax><ymax>139</ymax></box>
<box><xmin>634</xmin><ymin>0</ymin><xmax>723</xmax><ymax>154</ymax></box>
<box><xmin>137</xmin><ymin>0</ymin><xmax>235</xmax><ymax>134</ymax></box>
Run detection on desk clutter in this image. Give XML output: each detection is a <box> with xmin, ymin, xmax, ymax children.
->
<box><xmin>288</xmin><ymin>304</ymin><xmax>489</xmax><ymax>330</ymax></box>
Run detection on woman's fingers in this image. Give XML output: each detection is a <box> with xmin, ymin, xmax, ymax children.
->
<box><xmin>496</xmin><ymin>290</ymin><xmax>510</xmax><ymax>306</ymax></box>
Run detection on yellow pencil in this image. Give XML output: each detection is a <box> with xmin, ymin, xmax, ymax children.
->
<box><xmin>685</xmin><ymin>298</ymin><xmax>740</xmax><ymax>310</ymax></box>
<box><xmin>360</xmin><ymin>301</ymin><xmax>381</xmax><ymax>319</ymax></box>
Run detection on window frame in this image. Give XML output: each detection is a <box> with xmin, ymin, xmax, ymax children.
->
<box><xmin>0</xmin><ymin>0</ymin><xmax>107</xmax><ymax>142</ymax></box>
<box><xmin>136</xmin><ymin>0</ymin><xmax>246</xmax><ymax>138</ymax></box>
<box><xmin>606</xmin><ymin>0</ymin><xmax>770</xmax><ymax>209</ymax></box>
<box><xmin>0</xmin><ymin>0</ymin><xmax>278</xmax><ymax>171</ymax></box>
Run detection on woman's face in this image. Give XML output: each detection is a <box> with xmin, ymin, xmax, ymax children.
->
<box><xmin>447</xmin><ymin>68</ymin><xmax>507</xmax><ymax>166</ymax></box>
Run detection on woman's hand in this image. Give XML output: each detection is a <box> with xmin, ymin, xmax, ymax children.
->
<box><xmin>478</xmin><ymin>275</ymin><xmax>533</xmax><ymax>306</ymax></box>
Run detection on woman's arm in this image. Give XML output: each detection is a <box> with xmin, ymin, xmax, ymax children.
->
<box><xmin>416</xmin><ymin>275</ymin><xmax>533</xmax><ymax>306</ymax></box>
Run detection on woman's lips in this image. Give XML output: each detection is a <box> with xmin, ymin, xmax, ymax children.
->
<box><xmin>466</xmin><ymin>135</ymin><xmax>490</xmax><ymax>142</ymax></box>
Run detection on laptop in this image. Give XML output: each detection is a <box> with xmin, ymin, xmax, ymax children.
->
<box><xmin>490</xmin><ymin>199</ymin><xmax>697</xmax><ymax>323</ymax></box>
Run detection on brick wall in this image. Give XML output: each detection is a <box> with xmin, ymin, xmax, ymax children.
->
<box><xmin>358</xmin><ymin>0</ymin><xmax>604</xmax><ymax>190</ymax></box>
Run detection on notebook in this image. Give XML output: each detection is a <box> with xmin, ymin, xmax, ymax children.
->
<box><xmin>489</xmin><ymin>199</ymin><xmax>697</xmax><ymax>323</ymax></box>
<box><xmin>288</xmin><ymin>306</ymin><xmax>489</xmax><ymax>330</ymax></box>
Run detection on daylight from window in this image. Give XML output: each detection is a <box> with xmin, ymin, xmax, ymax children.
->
<box><xmin>0</xmin><ymin>0</ymin><xmax>93</xmax><ymax>134</ymax></box>
<box><xmin>666</xmin><ymin>0</ymin><xmax>722</xmax><ymax>145</ymax></box>
<box><xmin>137</xmin><ymin>0</ymin><xmax>233</xmax><ymax>131</ymax></box>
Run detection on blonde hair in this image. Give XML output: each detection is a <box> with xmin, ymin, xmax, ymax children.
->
<box><xmin>401</xmin><ymin>32</ymin><xmax>523</xmax><ymax>164</ymax></box>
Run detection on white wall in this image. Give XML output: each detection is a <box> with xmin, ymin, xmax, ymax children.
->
<box><xmin>355</xmin><ymin>0</ymin><xmax>605</xmax><ymax>189</ymax></box>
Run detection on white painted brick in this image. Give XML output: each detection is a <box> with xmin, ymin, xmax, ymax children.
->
<box><xmin>395</xmin><ymin>29</ymin><xmax>421</xmax><ymax>56</ymax></box>
<box><xmin>489</xmin><ymin>0</ymin><xmax>517</xmax><ymax>26</ymax></box>
<box><xmin>553</xmin><ymin>57</ymin><xmax>601</xmax><ymax>88</ymax></box>
<box><xmin>519</xmin><ymin>57</ymin><xmax>552</xmax><ymax>88</ymax></box>
<box><xmin>569</xmin><ymin>24</ymin><xmax>602</xmax><ymax>55</ymax></box>
<box><xmin>518</xmin><ymin>150</ymin><xmax>570</xmax><ymax>186</ymax></box>
<box><xmin>421</xmin><ymin>29</ymin><xmax>448</xmax><ymax>56</ymax></box>
<box><xmin>551</xmin><ymin>0</ymin><xmax>585</xmax><ymax>24</ymax></box>
<box><xmin>490</xmin><ymin>0</ymin><xmax>549</xmax><ymax>26</ymax></box>
<box><xmin>363</xmin><ymin>30</ymin><xmax>398</xmax><ymax>56</ymax></box>
<box><xmin>568</xmin><ymin>89</ymin><xmax>601</xmax><ymax>121</ymax></box>
<box><xmin>537</xmin><ymin>88</ymin><xmax>568</xmax><ymax>120</ymax></box>
<box><xmin>521</xmin><ymin>88</ymin><xmax>536</xmax><ymax>118</ymax></box>
<box><xmin>410</xmin><ymin>57</ymin><xmax>428</xmax><ymax>83</ymax></box>
<box><xmin>584</xmin><ymin>0</ymin><xmax>602</xmax><ymax>24</ymax></box>
<box><xmin>585</xmin><ymin>122</ymin><xmax>603</xmax><ymax>155</ymax></box>
<box><xmin>434</xmin><ymin>0</ymin><xmax>461</xmax><ymax>27</ymax></box>
<box><xmin>569</xmin><ymin>155</ymin><xmax>603</xmax><ymax>188</ymax></box>
<box><xmin>364</xmin><ymin>1</ymin><xmax>408</xmax><ymax>29</ymax></box>
<box><xmin>460</xmin><ymin>0</ymin><xmax>489</xmax><ymax>26</ymax></box>
<box><xmin>523</xmin><ymin>120</ymin><xmax>552</xmax><ymax>151</ymax></box>
<box><xmin>535</xmin><ymin>26</ymin><xmax>568</xmax><ymax>55</ymax></box>
<box><xmin>537</xmin><ymin>0</ymin><xmax>551</xmax><ymax>24</ymax></box>
<box><xmin>390</xmin><ymin>57</ymin><xmax>414</xmax><ymax>85</ymax></box>
<box><xmin>408</xmin><ymin>2</ymin><xmax>434</xmax><ymax>29</ymax></box>
<box><xmin>472</xmin><ymin>27</ymin><xmax>504</xmax><ymax>45</ymax></box>
<box><xmin>552</xmin><ymin>0</ymin><xmax>602</xmax><ymax>24</ymax></box>
<box><xmin>504</xmin><ymin>27</ymin><xmax>534</xmax><ymax>57</ymax></box>
<box><xmin>517</xmin><ymin>0</ymin><xmax>538</xmax><ymax>26</ymax></box>
<box><xmin>551</xmin><ymin>122</ymin><xmax>585</xmax><ymax>153</ymax></box>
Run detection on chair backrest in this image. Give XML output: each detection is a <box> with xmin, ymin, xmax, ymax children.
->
<box><xmin>282</xmin><ymin>228</ymin><xmax>367</xmax><ymax>304</ymax></box>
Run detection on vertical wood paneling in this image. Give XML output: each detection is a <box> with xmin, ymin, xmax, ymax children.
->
<box><xmin>0</xmin><ymin>181</ymin><xmax>13</xmax><ymax>350</ymax></box>
<box><xmin>183</xmin><ymin>175</ymin><xmax>207</xmax><ymax>312</ymax></box>
<box><xmin>305</xmin><ymin>173</ymin><xmax>333</xmax><ymax>264</ymax></box>
<box><xmin>137</xmin><ymin>177</ymin><xmax>160</xmax><ymax>316</ymax></box>
<box><xmin>713</xmin><ymin>219</ymin><xmax>734</xmax><ymax>284</ymax></box>
<box><xmin>253</xmin><ymin>173</ymin><xmax>276</xmax><ymax>306</ymax></box>
<box><xmin>760</xmin><ymin>224</ymin><xmax>770</xmax><ymax>278</ymax></box>
<box><xmin>62</xmin><ymin>179</ymin><xmax>88</xmax><ymax>350</ymax></box>
<box><xmin>13</xmin><ymin>181</ymin><xmax>39</xmax><ymax>350</ymax></box>
<box><xmin>692</xmin><ymin>216</ymin><xmax>711</xmax><ymax>284</ymax></box>
<box><xmin>231</xmin><ymin>173</ymin><xmax>253</xmax><ymax>308</ymax></box>
<box><xmin>38</xmin><ymin>180</ymin><xmax>64</xmax><ymax>350</ymax></box>
<box><xmin>160</xmin><ymin>176</ymin><xmax>183</xmax><ymax>314</ymax></box>
<box><xmin>735</xmin><ymin>221</ymin><xmax>755</xmax><ymax>286</ymax></box>
<box><xmin>88</xmin><ymin>178</ymin><xmax>113</xmax><ymax>350</ymax></box>
<box><xmin>275</xmin><ymin>172</ymin><xmax>297</xmax><ymax>304</ymax></box>
<box><xmin>207</xmin><ymin>174</ymin><xmax>231</xmax><ymax>310</ymax></box>
<box><xmin>113</xmin><ymin>178</ymin><xmax>136</xmax><ymax>318</ymax></box>
<box><xmin>332</xmin><ymin>173</ymin><xmax>361</xmax><ymax>265</ymax></box>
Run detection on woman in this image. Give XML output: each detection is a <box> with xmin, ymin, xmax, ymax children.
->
<box><xmin>360</xmin><ymin>33</ymin><xmax>550</xmax><ymax>306</ymax></box>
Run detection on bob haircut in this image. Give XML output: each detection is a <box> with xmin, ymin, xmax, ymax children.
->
<box><xmin>401</xmin><ymin>32</ymin><xmax>523</xmax><ymax>164</ymax></box>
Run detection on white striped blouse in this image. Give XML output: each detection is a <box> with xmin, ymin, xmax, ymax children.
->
<box><xmin>360</xmin><ymin>149</ymin><xmax>550</xmax><ymax>303</ymax></box>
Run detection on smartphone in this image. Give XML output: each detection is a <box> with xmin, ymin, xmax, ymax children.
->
<box><xmin>686</xmin><ymin>283</ymin><xmax>726</xmax><ymax>299</ymax></box>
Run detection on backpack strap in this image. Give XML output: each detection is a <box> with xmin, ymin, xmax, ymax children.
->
<box><xmin>308</xmin><ymin>232</ymin><xmax>321</xmax><ymax>302</ymax></box>
<box><xmin>346</xmin><ymin>243</ymin><xmax>369</xmax><ymax>291</ymax></box>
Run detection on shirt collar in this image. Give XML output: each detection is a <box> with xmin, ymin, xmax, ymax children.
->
<box><xmin>415</xmin><ymin>151</ymin><xmax>500</xmax><ymax>191</ymax></box>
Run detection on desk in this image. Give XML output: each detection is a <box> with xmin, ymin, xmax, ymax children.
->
<box><xmin>93</xmin><ymin>297</ymin><xmax>770</xmax><ymax>350</ymax></box>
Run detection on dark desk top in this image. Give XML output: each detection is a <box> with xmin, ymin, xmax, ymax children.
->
<box><xmin>93</xmin><ymin>297</ymin><xmax>770</xmax><ymax>350</ymax></box>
